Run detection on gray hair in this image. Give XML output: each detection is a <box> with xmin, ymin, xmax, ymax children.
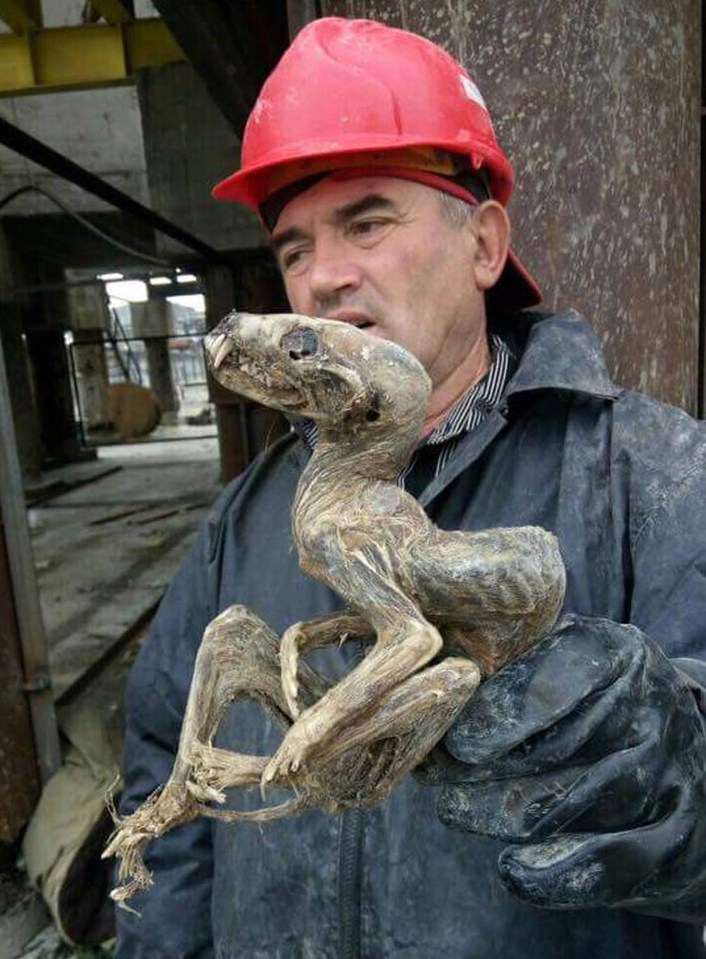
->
<box><xmin>438</xmin><ymin>191</ymin><xmax>478</xmax><ymax>228</ymax></box>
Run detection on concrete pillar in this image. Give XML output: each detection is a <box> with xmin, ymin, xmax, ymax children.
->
<box><xmin>13</xmin><ymin>257</ymin><xmax>84</xmax><ymax>466</ymax></box>
<box><xmin>67</xmin><ymin>283</ymin><xmax>111</xmax><ymax>433</ymax></box>
<box><xmin>24</xmin><ymin>328</ymin><xmax>84</xmax><ymax>465</ymax></box>
<box><xmin>136</xmin><ymin>61</ymin><xmax>262</xmax><ymax>255</ymax></box>
<box><xmin>131</xmin><ymin>299</ymin><xmax>180</xmax><ymax>421</ymax></box>
<box><xmin>322</xmin><ymin>0</ymin><xmax>701</xmax><ymax>413</ymax></box>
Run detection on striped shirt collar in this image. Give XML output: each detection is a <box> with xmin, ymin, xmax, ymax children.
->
<box><xmin>424</xmin><ymin>333</ymin><xmax>514</xmax><ymax>445</ymax></box>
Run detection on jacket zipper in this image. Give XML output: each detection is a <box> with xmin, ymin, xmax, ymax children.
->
<box><xmin>338</xmin><ymin>806</ymin><xmax>365</xmax><ymax>959</ymax></box>
<box><xmin>338</xmin><ymin>638</ymin><xmax>366</xmax><ymax>959</ymax></box>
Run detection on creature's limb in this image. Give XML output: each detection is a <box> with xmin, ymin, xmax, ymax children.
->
<box><xmin>280</xmin><ymin>610</ymin><xmax>372</xmax><ymax>717</ymax></box>
<box><xmin>263</xmin><ymin>548</ymin><xmax>451</xmax><ymax>785</ymax></box>
<box><xmin>318</xmin><ymin>656</ymin><xmax>481</xmax><ymax>808</ymax></box>
<box><xmin>105</xmin><ymin>605</ymin><xmax>331</xmax><ymax>901</ymax></box>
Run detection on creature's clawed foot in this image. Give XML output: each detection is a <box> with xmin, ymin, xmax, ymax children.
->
<box><xmin>103</xmin><ymin>781</ymin><xmax>198</xmax><ymax>903</ymax></box>
<box><xmin>261</xmin><ymin>717</ymin><xmax>320</xmax><ymax>788</ymax></box>
<box><xmin>185</xmin><ymin>742</ymin><xmax>228</xmax><ymax>804</ymax></box>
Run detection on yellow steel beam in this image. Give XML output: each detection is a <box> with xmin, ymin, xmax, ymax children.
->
<box><xmin>0</xmin><ymin>0</ymin><xmax>41</xmax><ymax>34</ymax></box>
<box><xmin>88</xmin><ymin>0</ymin><xmax>134</xmax><ymax>25</ymax></box>
<box><xmin>0</xmin><ymin>19</ymin><xmax>184</xmax><ymax>95</ymax></box>
<box><xmin>125</xmin><ymin>18</ymin><xmax>181</xmax><ymax>71</ymax></box>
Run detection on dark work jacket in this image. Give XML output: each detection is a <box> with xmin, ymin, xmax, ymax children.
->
<box><xmin>117</xmin><ymin>310</ymin><xmax>706</xmax><ymax>959</ymax></box>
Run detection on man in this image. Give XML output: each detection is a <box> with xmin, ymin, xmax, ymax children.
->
<box><xmin>117</xmin><ymin>18</ymin><xmax>706</xmax><ymax>959</ymax></box>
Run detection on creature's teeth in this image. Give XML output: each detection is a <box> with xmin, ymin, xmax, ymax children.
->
<box><xmin>213</xmin><ymin>337</ymin><xmax>234</xmax><ymax>370</ymax></box>
<box><xmin>207</xmin><ymin>332</ymin><xmax>225</xmax><ymax>357</ymax></box>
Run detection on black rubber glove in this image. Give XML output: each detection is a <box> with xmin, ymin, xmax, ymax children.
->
<box><xmin>419</xmin><ymin>615</ymin><xmax>706</xmax><ymax>920</ymax></box>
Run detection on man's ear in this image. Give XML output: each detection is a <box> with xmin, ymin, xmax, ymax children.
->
<box><xmin>470</xmin><ymin>200</ymin><xmax>511</xmax><ymax>292</ymax></box>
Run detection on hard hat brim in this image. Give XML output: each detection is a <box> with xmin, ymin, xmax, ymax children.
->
<box><xmin>212</xmin><ymin>136</ymin><xmax>514</xmax><ymax>210</ymax></box>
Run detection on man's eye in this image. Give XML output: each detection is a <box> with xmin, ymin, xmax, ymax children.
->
<box><xmin>349</xmin><ymin>218</ymin><xmax>387</xmax><ymax>238</ymax></box>
<box><xmin>281</xmin><ymin>249</ymin><xmax>307</xmax><ymax>272</ymax></box>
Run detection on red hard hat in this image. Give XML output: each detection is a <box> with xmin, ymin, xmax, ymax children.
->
<box><xmin>213</xmin><ymin>17</ymin><xmax>513</xmax><ymax>209</ymax></box>
<box><xmin>213</xmin><ymin>18</ymin><xmax>541</xmax><ymax>312</ymax></box>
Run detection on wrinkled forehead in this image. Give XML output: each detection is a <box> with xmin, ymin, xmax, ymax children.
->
<box><xmin>271</xmin><ymin>174</ymin><xmax>435</xmax><ymax>235</ymax></box>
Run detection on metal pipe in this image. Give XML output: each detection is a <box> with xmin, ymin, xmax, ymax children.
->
<box><xmin>0</xmin><ymin>115</ymin><xmax>231</xmax><ymax>266</ymax></box>
<box><xmin>0</xmin><ymin>333</ymin><xmax>61</xmax><ymax>783</ymax></box>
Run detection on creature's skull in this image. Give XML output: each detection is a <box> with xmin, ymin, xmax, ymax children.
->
<box><xmin>204</xmin><ymin>312</ymin><xmax>430</xmax><ymax>430</ymax></box>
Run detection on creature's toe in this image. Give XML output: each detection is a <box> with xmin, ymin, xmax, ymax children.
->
<box><xmin>262</xmin><ymin>739</ymin><xmax>305</xmax><ymax>788</ymax></box>
<box><xmin>283</xmin><ymin>681</ymin><xmax>301</xmax><ymax>719</ymax></box>
<box><xmin>186</xmin><ymin>780</ymin><xmax>226</xmax><ymax>804</ymax></box>
<box><xmin>280</xmin><ymin>638</ymin><xmax>302</xmax><ymax>718</ymax></box>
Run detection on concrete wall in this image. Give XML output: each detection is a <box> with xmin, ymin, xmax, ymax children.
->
<box><xmin>0</xmin><ymin>86</ymin><xmax>150</xmax><ymax>216</ymax></box>
<box><xmin>136</xmin><ymin>61</ymin><xmax>264</xmax><ymax>253</ymax></box>
<box><xmin>322</xmin><ymin>0</ymin><xmax>702</xmax><ymax>412</ymax></box>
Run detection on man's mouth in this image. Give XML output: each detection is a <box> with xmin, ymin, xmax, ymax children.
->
<box><xmin>326</xmin><ymin>312</ymin><xmax>378</xmax><ymax>332</ymax></box>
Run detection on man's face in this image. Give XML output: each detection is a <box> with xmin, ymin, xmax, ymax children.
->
<box><xmin>271</xmin><ymin>175</ymin><xmax>487</xmax><ymax>390</ymax></box>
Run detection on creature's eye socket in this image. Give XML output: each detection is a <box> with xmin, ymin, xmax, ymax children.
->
<box><xmin>365</xmin><ymin>392</ymin><xmax>382</xmax><ymax>422</ymax></box>
<box><xmin>281</xmin><ymin>328</ymin><xmax>320</xmax><ymax>361</ymax></box>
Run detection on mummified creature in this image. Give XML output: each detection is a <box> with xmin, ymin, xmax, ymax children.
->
<box><xmin>105</xmin><ymin>313</ymin><xmax>566</xmax><ymax>902</ymax></box>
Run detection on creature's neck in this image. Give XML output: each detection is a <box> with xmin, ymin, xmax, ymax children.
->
<box><xmin>318</xmin><ymin>427</ymin><xmax>414</xmax><ymax>478</ymax></box>
<box><xmin>294</xmin><ymin>420</ymin><xmax>420</xmax><ymax>523</ymax></box>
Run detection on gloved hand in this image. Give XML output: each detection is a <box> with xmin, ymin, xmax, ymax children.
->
<box><xmin>418</xmin><ymin>615</ymin><xmax>706</xmax><ymax>920</ymax></box>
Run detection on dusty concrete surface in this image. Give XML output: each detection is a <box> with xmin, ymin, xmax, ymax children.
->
<box><xmin>28</xmin><ymin>436</ymin><xmax>220</xmax><ymax>702</ymax></box>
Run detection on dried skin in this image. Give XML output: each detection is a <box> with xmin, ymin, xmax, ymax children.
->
<box><xmin>105</xmin><ymin>313</ymin><xmax>566</xmax><ymax>901</ymax></box>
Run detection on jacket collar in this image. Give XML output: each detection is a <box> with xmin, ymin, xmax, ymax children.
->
<box><xmin>290</xmin><ymin>309</ymin><xmax>622</xmax><ymax>454</ymax></box>
<box><xmin>500</xmin><ymin>308</ymin><xmax>623</xmax><ymax>402</ymax></box>
<box><xmin>417</xmin><ymin>309</ymin><xmax>623</xmax><ymax>507</ymax></box>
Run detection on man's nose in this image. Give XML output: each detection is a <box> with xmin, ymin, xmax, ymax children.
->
<box><xmin>307</xmin><ymin>239</ymin><xmax>361</xmax><ymax>305</ymax></box>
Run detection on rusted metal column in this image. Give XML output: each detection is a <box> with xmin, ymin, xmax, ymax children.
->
<box><xmin>205</xmin><ymin>264</ymin><xmax>248</xmax><ymax>483</ymax></box>
<box><xmin>0</xmin><ymin>526</ymin><xmax>41</xmax><ymax>840</ymax></box>
<box><xmin>322</xmin><ymin>0</ymin><xmax>701</xmax><ymax>413</ymax></box>
<box><xmin>0</xmin><ymin>336</ymin><xmax>61</xmax><ymax>808</ymax></box>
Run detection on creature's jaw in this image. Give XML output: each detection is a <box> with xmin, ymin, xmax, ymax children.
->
<box><xmin>204</xmin><ymin>330</ymin><xmax>309</xmax><ymax>414</ymax></box>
